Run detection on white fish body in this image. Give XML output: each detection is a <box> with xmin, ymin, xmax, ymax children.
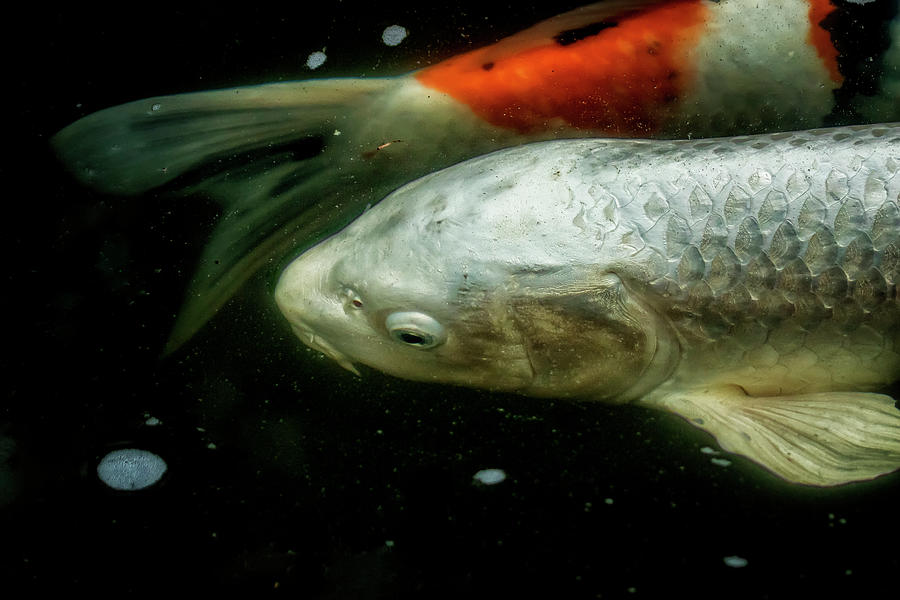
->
<box><xmin>275</xmin><ymin>123</ymin><xmax>900</xmax><ymax>486</ymax></box>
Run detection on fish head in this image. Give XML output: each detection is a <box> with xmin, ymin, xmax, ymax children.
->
<box><xmin>275</xmin><ymin>150</ymin><xmax>679</xmax><ymax>402</ymax></box>
<box><xmin>274</xmin><ymin>215</ymin><xmax>539</xmax><ymax>391</ymax></box>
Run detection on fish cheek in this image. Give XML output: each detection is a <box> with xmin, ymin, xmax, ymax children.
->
<box><xmin>508</xmin><ymin>278</ymin><xmax>657</xmax><ymax>402</ymax></box>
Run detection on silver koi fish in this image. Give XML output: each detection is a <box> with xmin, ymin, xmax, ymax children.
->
<box><xmin>275</xmin><ymin>123</ymin><xmax>900</xmax><ymax>486</ymax></box>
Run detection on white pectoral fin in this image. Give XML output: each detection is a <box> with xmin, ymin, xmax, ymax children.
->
<box><xmin>648</xmin><ymin>386</ymin><xmax>900</xmax><ymax>486</ymax></box>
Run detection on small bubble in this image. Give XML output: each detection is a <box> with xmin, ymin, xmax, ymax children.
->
<box><xmin>473</xmin><ymin>468</ymin><xmax>506</xmax><ymax>485</ymax></box>
<box><xmin>150</xmin><ymin>103</ymin><xmax>161</xmax><ymax>112</ymax></box>
<box><xmin>724</xmin><ymin>556</ymin><xmax>748</xmax><ymax>568</ymax></box>
<box><xmin>306</xmin><ymin>50</ymin><xmax>327</xmax><ymax>70</ymax></box>
<box><xmin>382</xmin><ymin>25</ymin><xmax>408</xmax><ymax>47</ymax></box>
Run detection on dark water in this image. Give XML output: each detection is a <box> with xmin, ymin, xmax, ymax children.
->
<box><xmin>5</xmin><ymin>2</ymin><xmax>899</xmax><ymax>596</ymax></box>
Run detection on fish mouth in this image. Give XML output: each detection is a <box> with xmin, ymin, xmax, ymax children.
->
<box><xmin>291</xmin><ymin>323</ymin><xmax>361</xmax><ymax>376</ymax></box>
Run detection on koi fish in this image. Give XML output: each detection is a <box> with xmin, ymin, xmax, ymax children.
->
<box><xmin>274</xmin><ymin>122</ymin><xmax>900</xmax><ymax>486</ymax></box>
<box><xmin>52</xmin><ymin>0</ymin><xmax>900</xmax><ymax>351</ymax></box>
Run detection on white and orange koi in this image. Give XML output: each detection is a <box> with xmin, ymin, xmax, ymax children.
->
<box><xmin>53</xmin><ymin>0</ymin><xmax>900</xmax><ymax>350</ymax></box>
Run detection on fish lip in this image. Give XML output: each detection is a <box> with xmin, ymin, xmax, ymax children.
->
<box><xmin>291</xmin><ymin>323</ymin><xmax>361</xmax><ymax>376</ymax></box>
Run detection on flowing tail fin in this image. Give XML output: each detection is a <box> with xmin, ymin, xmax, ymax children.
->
<box><xmin>52</xmin><ymin>78</ymin><xmax>394</xmax><ymax>195</ymax></box>
<box><xmin>52</xmin><ymin>76</ymin><xmax>489</xmax><ymax>352</ymax></box>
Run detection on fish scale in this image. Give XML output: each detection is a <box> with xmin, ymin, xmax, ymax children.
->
<box><xmin>599</xmin><ymin>129</ymin><xmax>900</xmax><ymax>381</ymax></box>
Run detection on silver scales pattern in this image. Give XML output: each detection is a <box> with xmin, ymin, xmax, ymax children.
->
<box><xmin>607</xmin><ymin>127</ymin><xmax>900</xmax><ymax>363</ymax></box>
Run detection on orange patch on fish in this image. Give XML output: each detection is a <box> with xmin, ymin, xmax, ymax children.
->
<box><xmin>807</xmin><ymin>0</ymin><xmax>842</xmax><ymax>83</ymax></box>
<box><xmin>416</xmin><ymin>0</ymin><xmax>709</xmax><ymax>136</ymax></box>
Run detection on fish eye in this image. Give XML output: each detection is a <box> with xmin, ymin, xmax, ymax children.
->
<box><xmin>385</xmin><ymin>311</ymin><xmax>446</xmax><ymax>349</ymax></box>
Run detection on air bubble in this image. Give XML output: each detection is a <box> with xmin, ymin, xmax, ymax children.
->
<box><xmin>724</xmin><ymin>556</ymin><xmax>748</xmax><ymax>568</ymax></box>
<box><xmin>473</xmin><ymin>468</ymin><xmax>506</xmax><ymax>485</ymax></box>
<box><xmin>306</xmin><ymin>50</ymin><xmax>327</xmax><ymax>70</ymax></box>
<box><xmin>97</xmin><ymin>448</ymin><xmax>167</xmax><ymax>491</ymax></box>
<box><xmin>382</xmin><ymin>25</ymin><xmax>408</xmax><ymax>46</ymax></box>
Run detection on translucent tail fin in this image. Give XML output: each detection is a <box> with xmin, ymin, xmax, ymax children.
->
<box><xmin>53</xmin><ymin>79</ymin><xmax>393</xmax><ymax>195</ymax></box>
<box><xmin>53</xmin><ymin>77</ymin><xmax>489</xmax><ymax>351</ymax></box>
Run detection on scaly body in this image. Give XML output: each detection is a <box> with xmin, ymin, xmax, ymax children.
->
<box><xmin>275</xmin><ymin>123</ymin><xmax>900</xmax><ymax>486</ymax></box>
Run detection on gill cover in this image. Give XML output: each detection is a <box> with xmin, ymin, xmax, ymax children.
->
<box><xmin>507</xmin><ymin>271</ymin><xmax>679</xmax><ymax>401</ymax></box>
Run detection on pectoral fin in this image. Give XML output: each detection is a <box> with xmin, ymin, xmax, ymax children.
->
<box><xmin>646</xmin><ymin>386</ymin><xmax>900</xmax><ymax>486</ymax></box>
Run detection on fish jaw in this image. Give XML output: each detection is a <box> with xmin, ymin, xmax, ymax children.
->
<box><xmin>288</xmin><ymin>322</ymin><xmax>361</xmax><ymax>376</ymax></box>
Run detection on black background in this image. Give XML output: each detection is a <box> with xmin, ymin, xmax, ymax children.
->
<box><xmin>3</xmin><ymin>2</ymin><xmax>898</xmax><ymax>597</ymax></box>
